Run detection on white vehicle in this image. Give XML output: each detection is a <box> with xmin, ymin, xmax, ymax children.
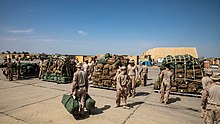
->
<box><xmin>210</xmin><ymin>64</ymin><xmax>219</xmax><ymax>69</ymax></box>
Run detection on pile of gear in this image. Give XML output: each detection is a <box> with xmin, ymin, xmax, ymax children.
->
<box><xmin>20</xmin><ymin>63</ymin><xmax>39</xmax><ymax>78</ymax></box>
<box><xmin>91</xmin><ymin>53</ymin><xmax>129</xmax><ymax>88</ymax></box>
<box><xmin>154</xmin><ymin>54</ymin><xmax>204</xmax><ymax>94</ymax></box>
<box><xmin>0</xmin><ymin>57</ymin><xmax>39</xmax><ymax>79</ymax></box>
<box><xmin>39</xmin><ymin>55</ymin><xmax>76</xmax><ymax>84</ymax></box>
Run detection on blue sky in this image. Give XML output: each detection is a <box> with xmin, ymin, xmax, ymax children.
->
<box><xmin>0</xmin><ymin>0</ymin><xmax>219</xmax><ymax>57</ymax></box>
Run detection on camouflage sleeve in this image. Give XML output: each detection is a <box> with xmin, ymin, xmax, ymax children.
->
<box><xmin>135</xmin><ymin>66</ymin><xmax>138</xmax><ymax>78</ymax></box>
<box><xmin>171</xmin><ymin>72</ymin><xmax>174</xmax><ymax>82</ymax></box>
<box><xmin>159</xmin><ymin>70</ymin><xmax>164</xmax><ymax>79</ymax></box>
<box><xmin>116</xmin><ymin>75</ymin><xmax>122</xmax><ymax>89</ymax></box>
<box><xmin>201</xmin><ymin>88</ymin><xmax>209</xmax><ymax>108</ymax></box>
<box><xmin>72</xmin><ymin>72</ymin><xmax>78</xmax><ymax>92</ymax></box>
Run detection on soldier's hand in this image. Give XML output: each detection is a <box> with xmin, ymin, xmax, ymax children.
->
<box><xmin>119</xmin><ymin>87</ymin><xmax>122</xmax><ymax>90</ymax></box>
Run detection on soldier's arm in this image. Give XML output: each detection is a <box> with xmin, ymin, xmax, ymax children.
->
<box><xmin>135</xmin><ymin>66</ymin><xmax>139</xmax><ymax>79</ymax></box>
<box><xmin>171</xmin><ymin>72</ymin><xmax>174</xmax><ymax>82</ymax></box>
<box><xmin>159</xmin><ymin>71</ymin><xmax>164</xmax><ymax>79</ymax></box>
<box><xmin>116</xmin><ymin>76</ymin><xmax>122</xmax><ymax>90</ymax></box>
<box><xmin>201</xmin><ymin>87</ymin><xmax>209</xmax><ymax>109</ymax></box>
<box><xmin>201</xmin><ymin>78</ymin><xmax>206</xmax><ymax>90</ymax></box>
<box><xmin>71</xmin><ymin>73</ymin><xmax>78</xmax><ymax>95</ymax></box>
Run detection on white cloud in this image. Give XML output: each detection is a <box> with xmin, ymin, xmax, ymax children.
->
<box><xmin>8</xmin><ymin>28</ymin><xmax>34</xmax><ymax>33</ymax></box>
<box><xmin>40</xmin><ymin>38</ymin><xmax>55</xmax><ymax>42</ymax></box>
<box><xmin>77</xmin><ymin>30</ymin><xmax>88</xmax><ymax>36</ymax></box>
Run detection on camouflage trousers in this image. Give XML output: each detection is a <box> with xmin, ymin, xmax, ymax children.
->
<box><xmin>2</xmin><ymin>68</ymin><xmax>7</xmax><ymax>78</ymax></box>
<box><xmin>7</xmin><ymin>68</ymin><xmax>13</xmax><ymax>81</ymax></box>
<box><xmin>201</xmin><ymin>90</ymin><xmax>207</xmax><ymax>118</ymax></box>
<box><xmin>128</xmin><ymin>75</ymin><xmax>136</xmax><ymax>97</ymax></box>
<box><xmin>141</xmin><ymin>72</ymin><xmax>147</xmax><ymax>86</ymax></box>
<box><xmin>160</xmin><ymin>81</ymin><xmax>171</xmax><ymax>104</ymax></box>
<box><xmin>76</xmin><ymin>87</ymin><xmax>87</xmax><ymax>114</ymax></box>
<box><xmin>204</xmin><ymin>105</ymin><xmax>220</xmax><ymax>124</ymax></box>
<box><xmin>116</xmin><ymin>87</ymin><xmax>128</xmax><ymax>107</ymax></box>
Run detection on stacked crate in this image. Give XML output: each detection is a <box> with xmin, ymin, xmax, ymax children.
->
<box><xmin>91</xmin><ymin>54</ymin><xmax>129</xmax><ymax>88</ymax></box>
<box><xmin>40</xmin><ymin>56</ymin><xmax>75</xmax><ymax>84</ymax></box>
<box><xmin>155</xmin><ymin>54</ymin><xmax>203</xmax><ymax>95</ymax></box>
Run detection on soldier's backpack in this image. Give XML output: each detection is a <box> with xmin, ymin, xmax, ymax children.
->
<box><xmin>61</xmin><ymin>94</ymin><xmax>79</xmax><ymax>115</ymax></box>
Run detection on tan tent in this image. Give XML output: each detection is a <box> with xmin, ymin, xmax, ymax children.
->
<box><xmin>143</xmin><ymin>47</ymin><xmax>198</xmax><ymax>61</ymax></box>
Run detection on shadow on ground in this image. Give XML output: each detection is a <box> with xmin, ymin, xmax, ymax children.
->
<box><xmin>73</xmin><ymin>105</ymin><xmax>111</xmax><ymax>120</ymax></box>
<box><xmin>168</xmin><ymin>97</ymin><xmax>181</xmax><ymax>104</ymax></box>
<box><xmin>127</xmin><ymin>101</ymin><xmax>144</xmax><ymax>108</ymax></box>
<box><xmin>91</xmin><ymin>105</ymin><xmax>111</xmax><ymax>115</ymax></box>
<box><xmin>135</xmin><ymin>92</ymin><xmax>150</xmax><ymax>97</ymax></box>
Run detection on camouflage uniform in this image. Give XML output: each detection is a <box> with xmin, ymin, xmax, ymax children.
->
<box><xmin>160</xmin><ymin>68</ymin><xmax>174</xmax><ymax>104</ymax></box>
<box><xmin>127</xmin><ymin>61</ymin><xmax>138</xmax><ymax>97</ymax></box>
<box><xmin>1</xmin><ymin>58</ymin><xmax>8</xmax><ymax>78</ymax></box>
<box><xmin>115</xmin><ymin>66</ymin><xmax>130</xmax><ymax>109</ymax></box>
<box><xmin>202</xmin><ymin>76</ymin><xmax>220</xmax><ymax>124</ymax></box>
<box><xmin>6</xmin><ymin>58</ymin><xmax>14</xmax><ymax>81</ymax></box>
<box><xmin>82</xmin><ymin>60</ymin><xmax>90</xmax><ymax>76</ymax></box>
<box><xmin>140</xmin><ymin>63</ymin><xmax>148</xmax><ymax>86</ymax></box>
<box><xmin>201</xmin><ymin>71</ymin><xmax>214</xmax><ymax>117</ymax></box>
<box><xmin>15</xmin><ymin>59</ymin><xmax>21</xmax><ymax>79</ymax></box>
<box><xmin>38</xmin><ymin>59</ymin><xmax>44</xmax><ymax>79</ymax></box>
<box><xmin>113</xmin><ymin>67</ymin><xmax>121</xmax><ymax>81</ymax></box>
<box><xmin>72</xmin><ymin>64</ymin><xmax>88</xmax><ymax>114</ymax></box>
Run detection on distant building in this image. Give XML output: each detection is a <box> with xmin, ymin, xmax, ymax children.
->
<box><xmin>142</xmin><ymin>47</ymin><xmax>198</xmax><ymax>61</ymax></box>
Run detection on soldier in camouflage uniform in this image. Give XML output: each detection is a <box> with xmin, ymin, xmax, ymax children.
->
<box><xmin>83</xmin><ymin>59</ymin><xmax>90</xmax><ymax>76</ymax></box>
<box><xmin>1</xmin><ymin>57</ymin><xmax>8</xmax><ymax>78</ymax></box>
<box><xmin>115</xmin><ymin>66</ymin><xmax>130</xmax><ymax>109</ymax></box>
<box><xmin>140</xmin><ymin>62</ymin><xmax>148</xmax><ymax>86</ymax></box>
<box><xmin>201</xmin><ymin>70</ymin><xmax>214</xmax><ymax>117</ymax></box>
<box><xmin>6</xmin><ymin>58</ymin><xmax>14</xmax><ymax>81</ymax></box>
<box><xmin>127</xmin><ymin>59</ymin><xmax>138</xmax><ymax>97</ymax></box>
<box><xmin>15</xmin><ymin>58</ymin><xmax>21</xmax><ymax>79</ymax></box>
<box><xmin>201</xmin><ymin>75</ymin><xmax>220</xmax><ymax>124</ymax></box>
<box><xmin>72</xmin><ymin>63</ymin><xmax>89</xmax><ymax>115</ymax></box>
<box><xmin>159</xmin><ymin>64</ymin><xmax>174</xmax><ymax>104</ymax></box>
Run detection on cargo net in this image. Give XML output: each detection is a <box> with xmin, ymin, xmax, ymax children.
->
<box><xmin>154</xmin><ymin>54</ymin><xmax>204</xmax><ymax>95</ymax></box>
<box><xmin>91</xmin><ymin>53</ymin><xmax>129</xmax><ymax>88</ymax></box>
<box><xmin>40</xmin><ymin>55</ymin><xmax>75</xmax><ymax>84</ymax></box>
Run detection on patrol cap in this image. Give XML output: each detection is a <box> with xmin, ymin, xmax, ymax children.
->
<box><xmin>121</xmin><ymin>66</ymin><xmax>127</xmax><ymax>70</ymax></box>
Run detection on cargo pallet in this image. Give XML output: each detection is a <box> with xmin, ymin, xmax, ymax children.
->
<box><xmin>154</xmin><ymin>89</ymin><xmax>201</xmax><ymax>97</ymax></box>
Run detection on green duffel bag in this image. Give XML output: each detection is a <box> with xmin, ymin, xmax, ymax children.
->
<box><xmin>85</xmin><ymin>94</ymin><xmax>96</xmax><ymax>110</ymax></box>
<box><xmin>61</xmin><ymin>94</ymin><xmax>79</xmax><ymax>115</ymax></box>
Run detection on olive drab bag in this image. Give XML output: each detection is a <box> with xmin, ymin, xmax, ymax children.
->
<box><xmin>61</xmin><ymin>94</ymin><xmax>79</xmax><ymax>115</ymax></box>
<box><xmin>85</xmin><ymin>94</ymin><xmax>96</xmax><ymax>110</ymax></box>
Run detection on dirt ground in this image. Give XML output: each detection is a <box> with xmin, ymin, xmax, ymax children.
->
<box><xmin>0</xmin><ymin>65</ymin><xmax>207</xmax><ymax>124</ymax></box>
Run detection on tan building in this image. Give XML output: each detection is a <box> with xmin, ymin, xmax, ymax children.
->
<box><xmin>142</xmin><ymin>47</ymin><xmax>198</xmax><ymax>61</ymax></box>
